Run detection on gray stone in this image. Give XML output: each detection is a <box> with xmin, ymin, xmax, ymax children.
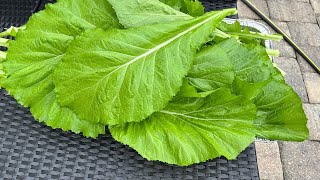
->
<box><xmin>255</xmin><ymin>141</ymin><xmax>284</xmax><ymax>180</ymax></box>
<box><xmin>303</xmin><ymin>104</ymin><xmax>320</xmax><ymax>140</ymax></box>
<box><xmin>310</xmin><ymin>0</ymin><xmax>320</xmax><ymax>14</ymax></box>
<box><xmin>273</xmin><ymin>41</ymin><xmax>296</xmax><ymax>58</ymax></box>
<box><xmin>273</xmin><ymin>57</ymin><xmax>309</xmax><ymax>102</ymax></box>
<box><xmin>288</xmin><ymin>22</ymin><xmax>320</xmax><ymax>47</ymax></box>
<box><xmin>267</xmin><ymin>0</ymin><xmax>317</xmax><ymax>23</ymax></box>
<box><xmin>303</xmin><ymin>73</ymin><xmax>320</xmax><ymax>103</ymax></box>
<box><xmin>279</xmin><ymin>141</ymin><xmax>320</xmax><ymax>180</ymax></box>
<box><xmin>237</xmin><ymin>0</ymin><xmax>269</xmax><ymax>20</ymax></box>
<box><xmin>296</xmin><ymin>46</ymin><xmax>320</xmax><ymax>73</ymax></box>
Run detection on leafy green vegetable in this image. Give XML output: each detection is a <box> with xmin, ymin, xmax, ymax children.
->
<box><xmin>53</xmin><ymin>9</ymin><xmax>237</xmax><ymax>126</ymax></box>
<box><xmin>2</xmin><ymin>0</ymin><xmax>120</xmax><ymax>137</ymax></box>
<box><xmin>108</xmin><ymin>0</ymin><xmax>192</xmax><ymax>28</ymax></box>
<box><xmin>110</xmin><ymin>87</ymin><xmax>256</xmax><ymax>166</ymax></box>
<box><xmin>185</xmin><ymin>38</ymin><xmax>308</xmax><ymax>141</ymax></box>
<box><xmin>233</xmin><ymin>79</ymin><xmax>309</xmax><ymax>141</ymax></box>
<box><xmin>160</xmin><ymin>0</ymin><xmax>205</xmax><ymax>17</ymax></box>
<box><xmin>0</xmin><ymin>0</ymin><xmax>309</xmax><ymax>166</ymax></box>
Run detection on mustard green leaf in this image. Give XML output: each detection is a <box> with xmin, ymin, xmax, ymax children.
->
<box><xmin>54</xmin><ymin>9</ymin><xmax>237</xmax><ymax>126</ymax></box>
<box><xmin>185</xmin><ymin>38</ymin><xmax>308</xmax><ymax>141</ymax></box>
<box><xmin>2</xmin><ymin>0</ymin><xmax>120</xmax><ymax>137</ymax></box>
<box><xmin>233</xmin><ymin>78</ymin><xmax>309</xmax><ymax>141</ymax></box>
<box><xmin>110</xmin><ymin>88</ymin><xmax>256</xmax><ymax>166</ymax></box>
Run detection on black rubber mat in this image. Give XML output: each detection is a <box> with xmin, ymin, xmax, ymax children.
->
<box><xmin>0</xmin><ymin>0</ymin><xmax>259</xmax><ymax>179</ymax></box>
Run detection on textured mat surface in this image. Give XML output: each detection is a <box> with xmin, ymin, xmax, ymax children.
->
<box><xmin>0</xmin><ymin>0</ymin><xmax>259</xmax><ymax>179</ymax></box>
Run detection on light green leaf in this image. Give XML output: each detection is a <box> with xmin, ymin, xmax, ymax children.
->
<box><xmin>2</xmin><ymin>0</ymin><xmax>120</xmax><ymax>137</ymax></box>
<box><xmin>218</xmin><ymin>38</ymin><xmax>283</xmax><ymax>82</ymax></box>
<box><xmin>185</xmin><ymin>38</ymin><xmax>308</xmax><ymax>141</ymax></box>
<box><xmin>110</xmin><ymin>88</ymin><xmax>256</xmax><ymax>166</ymax></box>
<box><xmin>219</xmin><ymin>39</ymin><xmax>308</xmax><ymax>141</ymax></box>
<box><xmin>109</xmin><ymin>0</ymin><xmax>192</xmax><ymax>28</ymax></box>
<box><xmin>160</xmin><ymin>0</ymin><xmax>205</xmax><ymax>17</ymax></box>
<box><xmin>233</xmin><ymin>78</ymin><xmax>309</xmax><ymax>141</ymax></box>
<box><xmin>187</xmin><ymin>44</ymin><xmax>234</xmax><ymax>91</ymax></box>
<box><xmin>54</xmin><ymin>9</ymin><xmax>237</xmax><ymax>126</ymax></box>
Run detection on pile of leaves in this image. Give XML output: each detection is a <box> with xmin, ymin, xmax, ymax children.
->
<box><xmin>0</xmin><ymin>0</ymin><xmax>308</xmax><ymax>166</ymax></box>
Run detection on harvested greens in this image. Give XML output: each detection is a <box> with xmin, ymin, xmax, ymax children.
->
<box><xmin>0</xmin><ymin>0</ymin><xmax>308</xmax><ymax>166</ymax></box>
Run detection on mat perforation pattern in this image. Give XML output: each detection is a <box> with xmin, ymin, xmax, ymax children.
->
<box><xmin>0</xmin><ymin>0</ymin><xmax>259</xmax><ymax>179</ymax></box>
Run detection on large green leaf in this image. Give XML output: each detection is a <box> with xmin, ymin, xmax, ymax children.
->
<box><xmin>108</xmin><ymin>0</ymin><xmax>192</xmax><ymax>28</ymax></box>
<box><xmin>160</xmin><ymin>0</ymin><xmax>205</xmax><ymax>17</ymax></box>
<box><xmin>185</xmin><ymin>38</ymin><xmax>308</xmax><ymax>141</ymax></box>
<box><xmin>2</xmin><ymin>0</ymin><xmax>120</xmax><ymax>137</ymax></box>
<box><xmin>219</xmin><ymin>39</ymin><xmax>308</xmax><ymax>141</ymax></box>
<box><xmin>233</xmin><ymin>79</ymin><xmax>309</xmax><ymax>141</ymax></box>
<box><xmin>54</xmin><ymin>9</ymin><xmax>237</xmax><ymax>126</ymax></box>
<box><xmin>110</xmin><ymin>88</ymin><xmax>256</xmax><ymax>166</ymax></box>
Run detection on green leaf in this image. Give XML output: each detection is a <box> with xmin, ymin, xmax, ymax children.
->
<box><xmin>219</xmin><ymin>39</ymin><xmax>308</xmax><ymax>140</ymax></box>
<box><xmin>160</xmin><ymin>0</ymin><xmax>205</xmax><ymax>17</ymax></box>
<box><xmin>109</xmin><ymin>0</ymin><xmax>192</xmax><ymax>28</ymax></box>
<box><xmin>185</xmin><ymin>38</ymin><xmax>308</xmax><ymax>141</ymax></box>
<box><xmin>54</xmin><ymin>9</ymin><xmax>237</xmax><ymax>126</ymax></box>
<box><xmin>218</xmin><ymin>38</ymin><xmax>283</xmax><ymax>82</ymax></box>
<box><xmin>187</xmin><ymin>44</ymin><xmax>234</xmax><ymax>91</ymax></box>
<box><xmin>233</xmin><ymin>79</ymin><xmax>309</xmax><ymax>141</ymax></box>
<box><xmin>110</xmin><ymin>88</ymin><xmax>256</xmax><ymax>166</ymax></box>
<box><xmin>2</xmin><ymin>0</ymin><xmax>120</xmax><ymax>137</ymax></box>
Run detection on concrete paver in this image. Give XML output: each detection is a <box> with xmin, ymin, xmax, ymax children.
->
<box><xmin>279</xmin><ymin>141</ymin><xmax>320</xmax><ymax>180</ymax></box>
<box><xmin>255</xmin><ymin>141</ymin><xmax>283</xmax><ymax>180</ymax></box>
<box><xmin>304</xmin><ymin>73</ymin><xmax>320</xmax><ymax>103</ymax></box>
<box><xmin>237</xmin><ymin>0</ymin><xmax>269</xmax><ymax>20</ymax></box>
<box><xmin>310</xmin><ymin>0</ymin><xmax>320</xmax><ymax>14</ymax></box>
<box><xmin>267</xmin><ymin>0</ymin><xmax>317</xmax><ymax>23</ymax></box>
<box><xmin>273</xmin><ymin>57</ymin><xmax>309</xmax><ymax>102</ymax></box>
<box><xmin>287</xmin><ymin>22</ymin><xmax>320</xmax><ymax>47</ymax></box>
<box><xmin>303</xmin><ymin>104</ymin><xmax>320</xmax><ymax>140</ymax></box>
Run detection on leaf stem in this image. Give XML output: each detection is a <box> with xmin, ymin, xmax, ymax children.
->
<box><xmin>225</xmin><ymin>31</ymin><xmax>283</xmax><ymax>41</ymax></box>
<box><xmin>211</xmin><ymin>29</ymin><xmax>231</xmax><ymax>38</ymax></box>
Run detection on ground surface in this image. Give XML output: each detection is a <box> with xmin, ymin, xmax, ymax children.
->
<box><xmin>238</xmin><ymin>0</ymin><xmax>320</xmax><ymax>179</ymax></box>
